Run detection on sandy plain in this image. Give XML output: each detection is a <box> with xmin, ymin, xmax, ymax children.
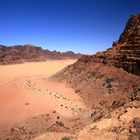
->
<box><xmin>0</xmin><ymin>59</ymin><xmax>90</xmax><ymax>140</ymax></box>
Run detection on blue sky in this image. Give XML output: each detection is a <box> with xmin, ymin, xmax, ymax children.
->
<box><xmin>0</xmin><ymin>0</ymin><xmax>140</xmax><ymax>54</ymax></box>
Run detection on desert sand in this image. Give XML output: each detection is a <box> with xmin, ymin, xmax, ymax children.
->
<box><xmin>0</xmin><ymin>59</ymin><xmax>91</xmax><ymax>139</ymax></box>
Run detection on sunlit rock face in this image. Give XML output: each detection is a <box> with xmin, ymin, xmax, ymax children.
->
<box><xmin>118</xmin><ymin>14</ymin><xmax>140</xmax><ymax>45</ymax></box>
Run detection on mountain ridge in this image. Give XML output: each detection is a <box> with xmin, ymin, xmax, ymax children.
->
<box><xmin>0</xmin><ymin>44</ymin><xmax>81</xmax><ymax>65</ymax></box>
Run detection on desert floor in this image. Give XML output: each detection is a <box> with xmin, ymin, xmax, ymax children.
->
<box><xmin>0</xmin><ymin>60</ymin><xmax>91</xmax><ymax>140</ymax></box>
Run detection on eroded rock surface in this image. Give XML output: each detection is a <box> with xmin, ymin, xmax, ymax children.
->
<box><xmin>79</xmin><ymin>14</ymin><xmax>140</xmax><ymax>76</ymax></box>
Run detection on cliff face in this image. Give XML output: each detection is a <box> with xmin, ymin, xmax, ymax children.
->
<box><xmin>79</xmin><ymin>14</ymin><xmax>140</xmax><ymax>76</ymax></box>
<box><xmin>118</xmin><ymin>14</ymin><xmax>140</xmax><ymax>45</ymax></box>
<box><xmin>0</xmin><ymin>44</ymin><xmax>81</xmax><ymax>65</ymax></box>
<box><xmin>51</xmin><ymin>14</ymin><xmax>140</xmax><ymax>115</ymax></box>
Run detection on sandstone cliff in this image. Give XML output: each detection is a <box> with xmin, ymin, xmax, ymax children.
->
<box><xmin>79</xmin><ymin>14</ymin><xmax>140</xmax><ymax>76</ymax></box>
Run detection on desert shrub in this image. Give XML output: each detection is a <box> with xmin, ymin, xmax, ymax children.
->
<box><xmin>61</xmin><ymin>136</ymin><xmax>71</xmax><ymax>140</ymax></box>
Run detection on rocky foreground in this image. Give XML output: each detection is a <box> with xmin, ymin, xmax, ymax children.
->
<box><xmin>51</xmin><ymin>14</ymin><xmax>140</xmax><ymax>139</ymax></box>
<box><xmin>0</xmin><ymin>44</ymin><xmax>81</xmax><ymax>65</ymax></box>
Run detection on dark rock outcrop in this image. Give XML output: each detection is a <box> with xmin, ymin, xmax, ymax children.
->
<box><xmin>0</xmin><ymin>44</ymin><xmax>81</xmax><ymax>65</ymax></box>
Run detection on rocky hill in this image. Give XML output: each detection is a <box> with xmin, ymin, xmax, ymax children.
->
<box><xmin>0</xmin><ymin>44</ymin><xmax>81</xmax><ymax>65</ymax></box>
<box><xmin>51</xmin><ymin>14</ymin><xmax>140</xmax><ymax>105</ymax></box>
<box><xmin>79</xmin><ymin>14</ymin><xmax>140</xmax><ymax>76</ymax></box>
<box><xmin>51</xmin><ymin>14</ymin><xmax>140</xmax><ymax>138</ymax></box>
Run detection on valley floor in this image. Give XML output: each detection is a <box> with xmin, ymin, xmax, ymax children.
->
<box><xmin>0</xmin><ymin>60</ymin><xmax>139</xmax><ymax>140</ymax></box>
<box><xmin>0</xmin><ymin>60</ymin><xmax>91</xmax><ymax>140</ymax></box>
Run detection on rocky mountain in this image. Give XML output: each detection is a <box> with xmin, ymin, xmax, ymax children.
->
<box><xmin>0</xmin><ymin>44</ymin><xmax>81</xmax><ymax>65</ymax></box>
<box><xmin>51</xmin><ymin>14</ymin><xmax>140</xmax><ymax>139</ymax></box>
<box><xmin>79</xmin><ymin>14</ymin><xmax>140</xmax><ymax>76</ymax></box>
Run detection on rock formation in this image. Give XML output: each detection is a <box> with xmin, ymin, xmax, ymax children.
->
<box><xmin>79</xmin><ymin>14</ymin><xmax>140</xmax><ymax>76</ymax></box>
<box><xmin>51</xmin><ymin>14</ymin><xmax>140</xmax><ymax>122</ymax></box>
<box><xmin>76</xmin><ymin>101</ymin><xmax>140</xmax><ymax>140</ymax></box>
<box><xmin>0</xmin><ymin>44</ymin><xmax>81</xmax><ymax>65</ymax></box>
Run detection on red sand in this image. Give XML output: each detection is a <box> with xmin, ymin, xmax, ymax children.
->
<box><xmin>0</xmin><ymin>60</ymin><xmax>85</xmax><ymax>128</ymax></box>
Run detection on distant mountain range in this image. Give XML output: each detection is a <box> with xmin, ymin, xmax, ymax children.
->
<box><xmin>0</xmin><ymin>44</ymin><xmax>82</xmax><ymax>65</ymax></box>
